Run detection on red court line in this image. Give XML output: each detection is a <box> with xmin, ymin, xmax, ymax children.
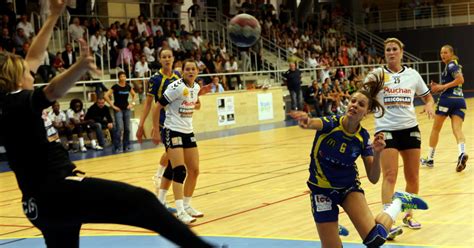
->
<box><xmin>190</xmin><ymin>192</ymin><xmax>310</xmax><ymax>227</ymax></box>
<box><xmin>0</xmin><ymin>191</ymin><xmax>472</xmax><ymax>235</ymax></box>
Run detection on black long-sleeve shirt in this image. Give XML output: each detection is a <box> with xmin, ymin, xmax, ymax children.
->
<box><xmin>85</xmin><ymin>103</ymin><xmax>113</xmax><ymax>126</ymax></box>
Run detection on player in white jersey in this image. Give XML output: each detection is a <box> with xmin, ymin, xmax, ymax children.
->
<box><xmin>368</xmin><ymin>38</ymin><xmax>435</xmax><ymax>233</ymax></box>
<box><xmin>152</xmin><ymin>59</ymin><xmax>202</xmax><ymax>224</ymax></box>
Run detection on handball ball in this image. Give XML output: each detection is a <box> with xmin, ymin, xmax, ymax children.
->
<box><xmin>228</xmin><ymin>14</ymin><xmax>261</xmax><ymax>47</ymax></box>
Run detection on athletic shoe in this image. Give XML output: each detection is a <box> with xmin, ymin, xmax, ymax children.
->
<box><xmin>402</xmin><ymin>214</ymin><xmax>422</xmax><ymax>229</ymax></box>
<box><xmin>80</xmin><ymin>146</ymin><xmax>87</xmax><ymax>152</ymax></box>
<box><xmin>177</xmin><ymin>211</ymin><xmax>196</xmax><ymax>224</ymax></box>
<box><xmin>93</xmin><ymin>145</ymin><xmax>103</xmax><ymax>151</ymax></box>
<box><xmin>338</xmin><ymin>225</ymin><xmax>349</xmax><ymax>236</ymax></box>
<box><xmin>456</xmin><ymin>153</ymin><xmax>468</xmax><ymax>172</ymax></box>
<box><xmin>393</xmin><ymin>191</ymin><xmax>429</xmax><ymax>211</ymax></box>
<box><xmin>386</xmin><ymin>225</ymin><xmax>403</xmax><ymax>240</ymax></box>
<box><xmin>167</xmin><ymin>206</ymin><xmax>177</xmax><ymax>214</ymax></box>
<box><xmin>185</xmin><ymin>206</ymin><xmax>204</xmax><ymax>218</ymax></box>
<box><xmin>420</xmin><ymin>157</ymin><xmax>434</xmax><ymax>168</ymax></box>
<box><xmin>114</xmin><ymin>147</ymin><xmax>122</xmax><ymax>153</ymax></box>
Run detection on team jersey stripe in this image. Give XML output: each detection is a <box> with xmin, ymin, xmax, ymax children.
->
<box><xmin>418</xmin><ymin>89</ymin><xmax>430</xmax><ymax>97</ymax></box>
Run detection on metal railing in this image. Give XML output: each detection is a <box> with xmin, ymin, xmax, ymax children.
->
<box><xmin>363</xmin><ymin>2</ymin><xmax>474</xmax><ymax>32</ymax></box>
<box><xmin>342</xmin><ymin>18</ymin><xmax>422</xmax><ymax>62</ymax></box>
<box><xmin>34</xmin><ymin>60</ymin><xmax>443</xmax><ymax>110</ymax></box>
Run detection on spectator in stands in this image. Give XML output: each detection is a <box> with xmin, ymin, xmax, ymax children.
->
<box><xmin>90</xmin><ymin>29</ymin><xmax>106</xmax><ymax>54</ymax></box>
<box><xmin>229</xmin><ymin>0</ymin><xmax>243</xmax><ymax>16</ymax></box>
<box><xmin>143</xmin><ymin>41</ymin><xmax>158</xmax><ymax>69</ymax></box>
<box><xmin>62</xmin><ymin>43</ymin><xmax>76</xmax><ymax>69</ymax></box>
<box><xmin>321</xmin><ymin>78</ymin><xmax>335</xmax><ymax>115</ymax></box>
<box><xmin>48</xmin><ymin>101</ymin><xmax>73</xmax><ymax>150</ymax></box>
<box><xmin>154</xmin><ymin>29</ymin><xmax>166</xmax><ymax>49</ymax></box>
<box><xmin>37</xmin><ymin>50</ymin><xmax>56</xmax><ymax>83</ymax></box>
<box><xmin>191</xmin><ymin>31</ymin><xmax>203</xmax><ymax>51</ymax></box>
<box><xmin>13</xmin><ymin>28</ymin><xmax>28</xmax><ymax>54</ymax></box>
<box><xmin>217</xmin><ymin>42</ymin><xmax>229</xmax><ymax>61</ymax></box>
<box><xmin>195</xmin><ymin>53</ymin><xmax>207</xmax><ymax>74</ymax></box>
<box><xmin>283</xmin><ymin>62</ymin><xmax>303</xmax><ymax>111</ymax></box>
<box><xmin>132</xmin><ymin>42</ymin><xmax>142</xmax><ymax>65</ymax></box>
<box><xmin>307</xmin><ymin>52</ymin><xmax>319</xmax><ymax>68</ymax></box>
<box><xmin>136</xmin><ymin>15</ymin><xmax>148</xmax><ymax>37</ymax></box>
<box><xmin>52</xmin><ymin>51</ymin><xmax>65</xmax><ymax>72</ymax></box>
<box><xmin>128</xmin><ymin>18</ymin><xmax>139</xmax><ymax>39</ymax></box>
<box><xmin>17</xmin><ymin>41</ymin><xmax>30</xmax><ymax>58</ymax></box>
<box><xmin>304</xmin><ymin>80</ymin><xmax>323</xmax><ymax>117</ymax></box>
<box><xmin>106</xmin><ymin>29</ymin><xmax>119</xmax><ymax>68</ymax></box>
<box><xmin>213</xmin><ymin>55</ymin><xmax>227</xmax><ymax>89</ymax></box>
<box><xmin>104</xmin><ymin>71</ymin><xmax>136</xmax><ymax>153</ymax></box>
<box><xmin>16</xmin><ymin>15</ymin><xmax>34</xmax><ymax>39</ymax></box>
<box><xmin>210</xmin><ymin>76</ymin><xmax>225</xmax><ymax>93</ymax></box>
<box><xmin>188</xmin><ymin>0</ymin><xmax>200</xmax><ymax>31</ymax></box>
<box><xmin>85</xmin><ymin>96</ymin><xmax>114</xmax><ymax>148</ymax></box>
<box><xmin>134</xmin><ymin>54</ymin><xmax>150</xmax><ymax>102</ymax></box>
<box><xmin>66</xmin><ymin>99</ymin><xmax>103</xmax><ymax>152</ymax></box>
<box><xmin>0</xmin><ymin>27</ymin><xmax>14</xmax><ymax>52</ymax></box>
<box><xmin>151</xmin><ymin>18</ymin><xmax>163</xmax><ymax>36</ymax></box>
<box><xmin>68</xmin><ymin>17</ymin><xmax>85</xmax><ymax>43</ymax></box>
<box><xmin>225</xmin><ymin>55</ymin><xmax>242</xmax><ymax>90</ymax></box>
<box><xmin>168</xmin><ymin>32</ymin><xmax>181</xmax><ymax>53</ymax></box>
<box><xmin>116</xmin><ymin>42</ymin><xmax>134</xmax><ymax>76</ymax></box>
<box><xmin>88</xmin><ymin>18</ymin><xmax>102</xmax><ymax>36</ymax></box>
<box><xmin>90</xmin><ymin>29</ymin><xmax>106</xmax><ymax>68</ymax></box>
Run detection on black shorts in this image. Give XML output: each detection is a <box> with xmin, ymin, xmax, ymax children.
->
<box><xmin>163</xmin><ymin>128</ymin><xmax>197</xmax><ymax>150</ymax></box>
<box><xmin>307</xmin><ymin>182</ymin><xmax>364</xmax><ymax>223</ymax></box>
<box><xmin>378</xmin><ymin>126</ymin><xmax>421</xmax><ymax>150</ymax></box>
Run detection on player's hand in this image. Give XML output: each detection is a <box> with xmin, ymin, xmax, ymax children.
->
<box><xmin>290</xmin><ymin>111</ymin><xmax>311</xmax><ymax>129</ymax></box>
<box><xmin>199</xmin><ymin>84</ymin><xmax>212</xmax><ymax>96</ymax></box>
<box><xmin>430</xmin><ymin>80</ymin><xmax>444</xmax><ymax>93</ymax></box>
<box><xmin>50</xmin><ymin>0</ymin><xmax>66</xmax><ymax>16</ymax></box>
<box><xmin>420</xmin><ymin>102</ymin><xmax>435</xmax><ymax>119</ymax></box>
<box><xmin>77</xmin><ymin>39</ymin><xmax>101</xmax><ymax>76</ymax></box>
<box><xmin>136</xmin><ymin>125</ymin><xmax>146</xmax><ymax>143</ymax></box>
<box><xmin>151</xmin><ymin>127</ymin><xmax>161</xmax><ymax>145</ymax></box>
<box><xmin>372</xmin><ymin>132</ymin><xmax>386</xmax><ymax>153</ymax></box>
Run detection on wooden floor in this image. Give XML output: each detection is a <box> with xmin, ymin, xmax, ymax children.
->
<box><xmin>0</xmin><ymin>99</ymin><xmax>472</xmax><ymax>247</ymax></box>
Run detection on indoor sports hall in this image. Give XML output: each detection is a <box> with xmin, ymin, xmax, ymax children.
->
<box><xmin>0</xmin><ymin>0</ymin><xmax>472</xmax><ymax>247</ymax></box>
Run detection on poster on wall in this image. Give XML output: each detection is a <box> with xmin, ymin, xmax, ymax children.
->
<box><xmin>257</xmin><ymin>93</ymin><xmax>274</xmax><ymax>121</ymax></box>
<box><xmin>217</xmin><ymin>96</ymin><xmax>236</xmax><ymax>126</ymax></box>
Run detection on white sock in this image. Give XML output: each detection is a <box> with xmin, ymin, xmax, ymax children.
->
<box><xmin>175</xmin><ymin>199</ymin><xmax>184</xmax><ymax>213</ymax></box>
<box><xmin>383</xmin><ymin>198</ymin><xmax>402</xmax><ymax>222</ymax></box>
<box><xmin>383</xmin><ymin>203</ymin><xmax>391</xmax><ymax>211</ymax></box>
<box><xmin>156</xmin><ymin>165</ymin><xmax>166</xmax><ymax>178</ymax></box>
<box><xmin>428</xmin><ymin>147</ymin><xmax>435</xmax><ymax>160</ymax></box>
<box><xmin>91</xmin><ymin>139</ymin><xmax>97</xmax><ymax>148</ymax></box>
<box><xmin>157</xmin><ymin>189</ymin><xmax>168</xmax><ymax>204</ymax></box>
<box><xmin>183</xmin><ymin>196</ymin><xmax>192</xmax><ymax>208</ymax></box>
<box><xmin>458</xmin><ymin>143</ymin><xmax>465</xmax><ymax>156</ymax></box>
<box><xmin>79</xmin><ymin>137</ymin><xmax>85</xmax><ymax>148</ymax></box>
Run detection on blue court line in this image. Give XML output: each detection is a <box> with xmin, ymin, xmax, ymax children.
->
<box><xmin>0</xmin><ymin>235</ymin><xmax>435</xmax><ymax>248</ymax></box>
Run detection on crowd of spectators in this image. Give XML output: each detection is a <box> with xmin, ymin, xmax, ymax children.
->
<box><xmin>2</xmin><ymin>0</ymin><xmax>395</xmax><ymax>122</ymax></box>
<box><xmin>231</xmin><ymin>0</ymin><xmax>386</xmax><ymax>116</ymax></box>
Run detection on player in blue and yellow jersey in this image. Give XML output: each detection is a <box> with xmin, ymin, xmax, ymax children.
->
<box><xmin>291</xmin><ymin>72</ymin><xmax>429</xmax><ymax>248</ymax></box>
<box><xmin>422</xmin><ymin>45</ymin><xmax>468</xmax><ymax>172</ymax></box>
<box><xmin>136</xmin><ymin>48</ymin><xmax>180</xmax><ymax>200</ymax></box>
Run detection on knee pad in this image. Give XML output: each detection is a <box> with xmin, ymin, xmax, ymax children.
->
<box><xmin>363</xmin><ymin>224</ymin><xmax>387</xmax><ymax>248</ymax></box>
<box><xmin>172</xmin><ymin>165</ymin><xmax>186</xmax><ymax>184</ymax></box>
<box><xmin>162</xmin><ymin>163</ymin><xmax>173</xmax><ymax>181</ymax></box>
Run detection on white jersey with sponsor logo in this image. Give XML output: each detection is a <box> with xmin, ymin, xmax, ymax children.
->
<box><xmin>367</xmin><ymin>66</ymin><xmax>430</xmax><ymax>132</ymax></box>
<box><xmin>163</xmin><ymin>78</ymin><xmax>200</xmax><ymax>134</ymax></box>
